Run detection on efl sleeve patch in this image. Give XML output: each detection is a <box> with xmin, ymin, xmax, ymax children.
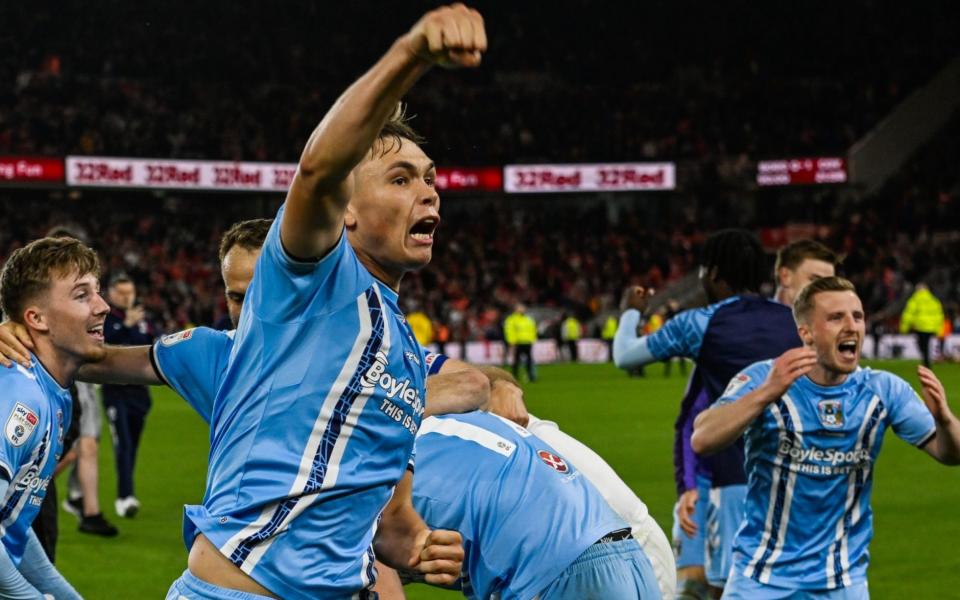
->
<box><xmin>5</xmin><ymin>402</ymin><xmax>39</xmax><ymax>447</ymax></box>
<box><xmin>723</xmin><ymin>373</ymin><xmax>752</xmax><ymax>398</ymax></box>
<box><xmin>160</xmin><ymin>328</ymin><xmax>195</xmax><ymax>347</ymax></box>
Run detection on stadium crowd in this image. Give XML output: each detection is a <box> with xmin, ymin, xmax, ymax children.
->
<box><xmin>2</xmin><ymin>2</ymin><xmax>956</xmax><ymax>165</ymax></box>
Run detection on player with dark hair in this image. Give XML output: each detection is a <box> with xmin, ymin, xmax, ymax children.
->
<box><xmin>693</xmin><ymin>276</ymin><xmax>960</xmax><ymax>598</ymax></box>
<box><xmin>774</xmin><ymin>240</ymin><xmax>841</xmax><ymax>308</ymax></box>
<box><xmin>0</xmin><ymin>236</ymin><xmax>105</xmax><ymax>599</ymax></box>
<box><xmin>614</xmin><ymin>229</ymin><xmax>802</xmax><ymax>596</ymax></box>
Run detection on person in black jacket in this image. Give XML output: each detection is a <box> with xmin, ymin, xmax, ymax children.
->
<box><xmin>102</xmin><ymin>273</ymin><xmax>154</xmax><ymax>518</ymax></box>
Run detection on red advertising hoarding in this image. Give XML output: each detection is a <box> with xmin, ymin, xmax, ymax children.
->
<box><xmin>756</xmin><ymin>157</ymin><xmax>847</xmax><ymax>186</ymax></box>
<box><xmin>0</xmin><ymin>157</ymin><xmax>65</xmax><ymax>184</ymax></box>
<box><xmin>66</xmin><ymin>156</ymin><xmax>502</xmax><ymax>193</ymax></box>
<box><xmin>504</xmin><ymin>163</ymin><xmax>676</xmax><ymax>193</ymax></box>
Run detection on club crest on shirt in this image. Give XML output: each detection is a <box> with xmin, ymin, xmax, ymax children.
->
<box><xmin>404</xmin><ymin>351</ymin><xmax>421</xmax><ymax>366</ymax></box>
<box><xmin>724</xmin><ymin>373</ymin><xmax>751</xmax><ymax>397</ymax></box>
<box><xmin>5</xmin><ymin>402</ymin><xmax>38</xmax><ymax>447</ymax></box>
<box><xmin>537</xmin><ymin>450</ymin><xmax>569</xmax><ymax>473</ymax></box>
<box><xmin>818</xmin><ymin>399</ymin><xmax>844</xmax><ymax>429</ymax></box>
<box><xmin>161</xmin><ymin>328</ymin><xmax>194</xmax><ymax>346</ymax></box>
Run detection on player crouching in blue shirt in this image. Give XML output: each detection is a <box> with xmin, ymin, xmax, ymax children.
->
<box><xmin>0</xmin><ymin>237</ymin><xmax>110</xmax><ymax>599</ymax></box>
<box><xmin>374</xmin><ymin>410</ymin><xmax>664</xmax><ymax>599</ymax></box>
<box><xmin>692</xmin><ymin>277</ymin><xmax>960</xmax><ymax>599</ymax></box>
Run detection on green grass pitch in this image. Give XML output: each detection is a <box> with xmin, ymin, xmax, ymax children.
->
<box><xmin>52</xmin><ymin>361</ymin><xmax>960</xmax><ymax>598</ymax></box>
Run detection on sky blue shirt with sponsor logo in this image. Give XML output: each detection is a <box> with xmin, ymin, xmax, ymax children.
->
<box><xmin>178</xmin><ymin>207</ymin><xmax>428</xmax><ymax>600</ymax></box>
<box><xmin>716</xmin><ymin>362</ymin><xmax>936</xmax><ymax>590</ymax></box>
<box><xmin>412</xmin><ymin>411</ymin><xmax>627</xmax><ymax>600</ymax></box>
<box><xmin>0</xmin><ymin>358</ymin><xmax>72</xmax><ymax>565</ymax></box>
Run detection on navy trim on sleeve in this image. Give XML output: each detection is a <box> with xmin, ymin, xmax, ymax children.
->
<box><xmin>148</xmin><ymin>344</ymin><xmax>169</xmax><ymax>387</ymax></box>
<box><xmin>426</xmin><ymin>353</ymin><xmax>448</xmax><ymax>376</ymax></box>
<box><xmin>916</xmin><ymin>428</ymin><xmax>937</xmax><ymax>449</ymax></box>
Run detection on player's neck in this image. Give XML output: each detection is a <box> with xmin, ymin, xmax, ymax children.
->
<box><xmin>354</xmin><ymin>251</ymin><xmax>403</xmax><ymax>292</ymax></box>
<box><xmin>32</xmin><ymin>337</ymin><xmax>80</xmax><ymax>389</ymax></box>
<box><xmin>807</xmin><ymin>364</ymin><xmax>849</xmax><ymax>387</ymax></box>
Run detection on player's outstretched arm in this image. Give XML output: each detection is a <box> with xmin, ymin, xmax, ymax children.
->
<box><xmin>281</xmin><ymin>4</ymin><xmax>487</xmax><ymax>259</ymax></box>
<box><xmin>77</xmin><ymin>345</ymin><xmax>161</xmax><ymax>385</ymax></box>
<box><xmin>0</xmin><ymin>321</ymin><xmax>160</xmax><ymax>385</ymax></box>
<box><xmin>917</xmin><ymin>366</ymin><xmax>960</xmax><ymax>465</ymax></box>
<box><xmin>612</xmin><ymin>286</ymin><xmax>658</xmax><ymax>369</ymax></box>
<box><xmin>373</xmin><ymin>471</ymin><xmax>464</xmax><ymax>586</ymax></box>
<box><xmin>692</xmin><ymin>348</ymin><xmax>817</xmax><ymax>455</ymax></box>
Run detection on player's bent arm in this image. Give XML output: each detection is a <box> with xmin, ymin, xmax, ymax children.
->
<box><xmin>612</xmin><ymin>309</ymin><xmax>657</xmax><ymax>369</ymax></box>
<box><xmin>18</xmin><ymin>530</ymin><xmax>81</xmax><ymax>600</ymax></box>
<box><xmin>76</xmin><ymin>345</ymin><xmax>161</xmax><ymax>385</ymax></box>
<box><xmin>0</xmin><ymin>483</ymin><xmax>48</xmax><ymax>600</ymax></box>
<box><xmin>691</xmin><ymin>385</ymin><xmax>779</xmax><ymax>455</ymax></box>
<box><xmin>922</xmin><ymin>429</ymin><xmax>960</xmax><ymax>465</ymax></box>
<box><xmin>424</xmin><ymin>366</ymin><xmax>490</xmax><ymax>417</ymax></box>
<box><xmin>282</xmin><ymin>5</ymin><xmax>485</xmax><ymax>259</ymax></box>
<box><xmin>373</xmin><ymin>471</ymin><xmax>463</xmax><ymax>586</ymax></box>
<box><xmin>916</xmin><ymin>366</ymin><xmax>960</xmax><ymax>465</ymax></box>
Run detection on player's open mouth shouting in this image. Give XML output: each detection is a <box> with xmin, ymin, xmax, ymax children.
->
<box><xmin>836</xmin><ymin>336</ymin><xmax>858</xmax><ymax>363</ymax></box>
<box><xmin>409</xmin><ymin>216</ymin><xmax>439</xmax><ymax>246</ymax></box>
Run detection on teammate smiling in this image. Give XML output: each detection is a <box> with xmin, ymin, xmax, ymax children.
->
<box><xmin>693</xmin><ymin>277</ymin><xmax>960</xmax><ymax>598</ymax></box>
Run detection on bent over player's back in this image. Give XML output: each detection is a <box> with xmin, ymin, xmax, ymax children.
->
<box><xmin>412</xmin><ymin>411</ymin><xmax>629</xmax><ymax>600</ymax></box>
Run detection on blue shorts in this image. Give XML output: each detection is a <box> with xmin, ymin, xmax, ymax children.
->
<box><xmin>722</xmin><ymin>568</ymin><xmax>869</xmax><ymax>599</ymax></box>
<box><xmin>672</xmin><ymin>483</ymin><xmax>708</xmax><ymax>569</ymax></box>
<box><xmin>705</xmin><ymin>483</ymin><xmax>746</xmax><ymax>587</ymax></box>
<box><xmin>165</xmin><ymin>570</ymin><xmax>284</xmax><ymax>600</ymax></box>
<box><xmin>538</xmin><ymin>538</ymin><xmax>662</xmax><ymax>599</ymax></box>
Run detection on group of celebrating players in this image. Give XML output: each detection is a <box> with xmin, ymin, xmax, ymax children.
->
<box><xmin>0</xmin><ymin>4</ymin><xmax>958</xmax><ymax>599</ymax></box>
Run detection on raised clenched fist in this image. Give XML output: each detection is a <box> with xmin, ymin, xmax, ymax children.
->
<box><xmin>403</xmin><ymin>3</ymin><xmax>487</xmax><ymax>69</ymax></box>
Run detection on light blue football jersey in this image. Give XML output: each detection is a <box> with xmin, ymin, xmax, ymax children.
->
<box><xmin>717</xmin><ymin>362</ymin><xmax>936</xmax><ymax>590</ymax></box>
<box><xmin>0</xmin><ymin>358</ymin><xmax>72</xmax><ymax>565</ymax></box>
<box><xmin>151</xmin><ymin>327</ymin><xmax>236</xmax><ymax>424</ymax></box>
<box><xmin>412</xmin><ymin>411</ymin><xmax>627</xmax><ymax>600</ymax></box>
<box><xmin>181</xmin><ymin>207</ymin><xmax>428</xmax><ymax>599</ymax></box>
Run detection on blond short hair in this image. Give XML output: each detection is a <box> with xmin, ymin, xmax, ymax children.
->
<box><xmin>792</xmin><ymin>276</ymin><xmax>857</xmax><ymax>324</ymax></box>
<box><xmin>1</xmin><ymin>237</ymin><xmax>100</xmax><ymax>323</ymax></box>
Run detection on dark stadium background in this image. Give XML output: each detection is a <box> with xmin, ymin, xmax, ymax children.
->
<box><xmin>1</xmin><ymin>1</ymin><xmax>958</xmax><ymax>598</ymax></box>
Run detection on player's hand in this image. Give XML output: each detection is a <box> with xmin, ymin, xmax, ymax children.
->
<box><xmin>403</xmin><ymin>3</ymin><xmax>487</xmax><ymax>69</ymax></box>
<box><xmin>123</xmin><ymin>305</ymin><xmax>146</xmax><ymax>328</ymax></box>
<box><xmin>620</xmin><ymin>286</ymin><xmax>652</xmax><ymax>313</ymax></box>
<box><xmin>410</xmin><ymin>529</ymin><xmax>464</xmax><ymax>585</ymax></box>
<box><xmin>762</xmin><ymin>347</ymin><xmax>818</xmax><ymax>399</ymax></box>
<box><xmin>0</xmin><ymin>320</ymin><xmax>33</xmax><ymax>368</ymax></box>
<box><xmin>678</xmin><ymin>488</ymin><xmax>699</xmax><ymax>536</ymax></box>
<box><xmin>918</xmin><ymin>366</ymin><xmax>953</xmax><ymax>424</ymax></box>
<box><xmin>487</xmin><ymin>380</ymin><xmax>529</xmax><ymax>427</ymax></box>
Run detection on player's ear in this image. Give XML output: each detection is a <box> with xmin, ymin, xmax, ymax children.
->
<box><xmin>344</xmin><ymin>205</ymin><xmax>358</xmax><ymax>230</ymax></box>
<box><xmin>23</xmin><ymin>306</ymin><xmax>49</xmax><ymax>334</ymax></box>
<box><xmin>797</xmin><ymin>322</ymin><xmax>814</xmax><ymax>347</ymax></box>
<box><xmin>777</xmin><ymin>266</ymin><xmax>792</xmax><ymax>288</ymax></box>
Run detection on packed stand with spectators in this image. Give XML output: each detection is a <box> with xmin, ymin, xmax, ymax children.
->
<box><xmin>1</xmin><ymin>1</ymin><xmax>956</xmax><ymax>166</ymax></box>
